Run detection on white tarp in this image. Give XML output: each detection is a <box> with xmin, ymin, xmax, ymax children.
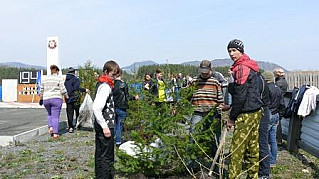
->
<box><xmin>2</xmin><ymin>79</ymin><xmax>17</xmax><ymax>102</ymax></box>
<box><xmin>119</xmin><ymin>138</ymin><xmax>163</xmax><ymax>159</ymax></box>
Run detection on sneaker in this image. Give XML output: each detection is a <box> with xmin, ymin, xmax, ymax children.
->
<box><xmin>68</xmin><ymin>128</ymin><xmax>74</xmax><ymax>133</ymax></box>
<box><xmin>258</xmin><ymin>176</ymin><xmax>269</xmax><ymax>179</ymax></box>
<box><xmin>270</xmin><ymin>164</ymin><xmax>276</xmax><ymax>168</ymax></box>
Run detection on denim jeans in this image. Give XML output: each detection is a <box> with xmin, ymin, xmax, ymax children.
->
<box><xmin>268</xmin><ymin>113</ymin><xmax>279</xmax><ymax>165</ymax></box>
<box><xmin>189</xmin><ymin>113</ymin><xmax>220</xmax><ymax>163</ymax></box>
<box><xmin>189</xmin><ymin>113</ymin><xmax>219</xmax><ymax>137</ymax></box>
<box><xmin>175</xmin><ymin>87</ymin><xmax>181</xmax><ymax>102</ymax></box>
<box><xmin>115</xmin><ymin>108</ymin><xmax>126</xmax><ymax>145</ymax></box>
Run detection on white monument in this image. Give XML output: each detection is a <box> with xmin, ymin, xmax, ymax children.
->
<box><xmin>46</xmin><ymin>36</ymin><xmax>60</xmax><ymax>75</ymax></box>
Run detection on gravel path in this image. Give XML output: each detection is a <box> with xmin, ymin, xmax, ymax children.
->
<box><xmin>0</xmin><ymin>129</ymin><xmax>95</xmax><ymax>178</ymax></box>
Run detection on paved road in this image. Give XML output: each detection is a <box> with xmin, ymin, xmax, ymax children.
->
<box><xmin>0</xmin><ymin>108</ymin><xmax>67</xmax><ymax>136</ymax></box>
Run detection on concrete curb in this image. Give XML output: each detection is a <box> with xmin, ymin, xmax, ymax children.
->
<box><xmin>0</xmin><ymin>121</ymin><xmax>67</xmax><ymax>147</ymax></box>
<box><xmin>0</xmin><ymin>102</ymin><xmax>66</xmax><ymax>108</ymax></box>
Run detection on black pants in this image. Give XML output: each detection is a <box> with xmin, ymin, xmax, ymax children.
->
<box><xmin>258</xmin><ymin>107</ymin><xmax>270</xmax><ymax>177</ymax></box>
<box><xmin>66</xmin><ymin>102</ymin><xmax>80</xmax><ymax>129</ymax></box>
<box><xmin>95</xmin><ymin>121</ymin><xmax>115</xmax><ymax>179</ymax></box>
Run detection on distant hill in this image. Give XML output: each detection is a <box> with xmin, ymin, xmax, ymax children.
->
<box><xmin>0</xmin><ymin>62</ymin><xmax>45</xmax><ymax>69</ymax></box>
<box><xmin>1</xmin><ymin>59</ymin><xmax>287</xmax><ymax>72</ymax></box>
<box><xmin>122</xmin><ymin>60</ymin><xmax>158</xmax><ymax>73</ymax></box>
<box><xmin>181</xmin><ymin>61</ymin><xmax>201</xmax><ymax>66</ymax></box>
<box><xmin>212</xmin><ymin>58</ymin><xmax>233</xmax><ymax>67</ymax></box>
<box><xmin>180</xmin><ymin>58</ymin><xmax>287</xmax><ymax>72</ymax></box>
<box><xmin>257</xmin><ymin>61</ymin><xmax>287</xmax><ymax>72</ymax></box>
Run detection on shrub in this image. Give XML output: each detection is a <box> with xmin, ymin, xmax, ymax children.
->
<box><xmin>116</xmin><ymin>87</ymin><xmax>220</xmax><ymax>177</ymax></box>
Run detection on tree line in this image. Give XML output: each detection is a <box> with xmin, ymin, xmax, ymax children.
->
<box><xmin>0</xmin><ymin>62</ymin><xmax>231</xmax><ymax>86</ymax></box>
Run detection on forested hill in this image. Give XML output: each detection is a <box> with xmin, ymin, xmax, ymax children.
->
<box><xmin>123</xmin><ymin>59</ymin><xmax>287</xmax><ymax>73</ymax></box>
<box><xmin>0</xmin><ymin>62</ymin><xmax>45</xmax><ymax>69</ymax></box>
<box><xmin>182</xmin><ymin>59</ymin><xmax>287</xmax><ymax>72</ymax></box>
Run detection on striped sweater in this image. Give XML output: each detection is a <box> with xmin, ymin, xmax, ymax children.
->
<box><xmin>40</xmin><ymin>74</ymin><xmax>68</xmax><ymax>100</ymax></box>
<box><xmin>191</xmin><ymin>75</ymin><xmax>224</xmax><ymax>113</ymax></box>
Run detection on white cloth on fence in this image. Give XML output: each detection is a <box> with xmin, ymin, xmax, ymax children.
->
<box><xmin>298</xmin><ymin>86</ymin><xmax>319</xmax><ymax>117</ymax></box>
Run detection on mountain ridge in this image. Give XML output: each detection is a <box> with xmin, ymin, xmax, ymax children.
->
<box><xmin>0</xmin><ymin>62</ymin><xmax>45</xmax><ymax>69</ymax></box>
<box><xmin>122</xmin><ymin>59</ymin><xmax>287</xmax><ymax>73</ymax></box>
<box><xmin>0</xmin><ymin>59</ymin><xmax>287</xmax><ymax>73</ymax></box>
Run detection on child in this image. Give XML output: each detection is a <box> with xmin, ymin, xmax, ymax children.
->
<box><xmin>92</xmin><ymin>60</ymin><xmax>119</xmax><ymax>179</ymax></box>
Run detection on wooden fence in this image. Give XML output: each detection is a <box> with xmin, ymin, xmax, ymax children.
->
<box><xmin>286</xmin><ymin>71</ymin><xmax>319</xmax><ymax>90</ymax></box>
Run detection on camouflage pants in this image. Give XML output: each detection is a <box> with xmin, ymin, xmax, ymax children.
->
<box><xmin>229</xmin><ymin>110</ymin><xmax>262</xmax><ymax>179</ymax></box>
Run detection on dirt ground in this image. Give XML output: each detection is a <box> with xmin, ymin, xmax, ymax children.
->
<box><xmin>0</xmin><ymin>129</ymin><xmax>318</xmax><ymax>179</ymax></box>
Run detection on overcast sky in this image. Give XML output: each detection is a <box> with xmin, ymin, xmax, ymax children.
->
<box><xmin>0</xmin><ymin>0</ymin><xmax>318</xmax><ymax>71</ymax></box>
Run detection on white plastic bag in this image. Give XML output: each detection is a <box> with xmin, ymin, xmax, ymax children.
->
<box><xmin>77</xmin><ymin>93</ymin><xmax>94</xmax><ymax>129</ymax></box>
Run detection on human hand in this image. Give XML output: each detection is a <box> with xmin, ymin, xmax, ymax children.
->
<box><xmin>135</xmin><ymin>95</ymin><xmax>139</xmax><ymax>100</ymax></box>
<box><xmin>226</xmin><ymin>119</ymin><xmax>235</xmax><ymax>131</ymax></box>
<box><xmin>103</xmin><ymin>127</ymin><xmax>111</xmax><ymax>137</ymax></box>
<box><xmin>86</xmin><ymin>89</ymin><xmax>90</xmax><ymax>94</ymax></box>
<box><xmin>220</xmin><ymin>104</ymin><xmax>231</xmax><ymax>111</ymax></box>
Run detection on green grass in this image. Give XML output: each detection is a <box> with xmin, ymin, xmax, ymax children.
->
<box><xmin>1</xmin><ymin>130</ymin><xmax>318</xmax><ymax>178</ymax></box>
<box><xmin>55</xmin><ymin>150</ymin><xmax>64</xmax><ymax>155</ymax></box>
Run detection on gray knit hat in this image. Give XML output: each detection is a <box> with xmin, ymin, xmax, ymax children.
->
<box><xmin>262</xmin><ymin>71</ymin><xmax>275</xmax><ymax>83</ymax></box>
<box><xmin>227</xmin><ymin>39</ymin><xmax>244</xmax><ymax>53</ymax></box>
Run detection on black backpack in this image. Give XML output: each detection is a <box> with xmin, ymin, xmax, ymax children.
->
<box><xmin>283</xmin><ymin>87</ymin><xmax>298</xmax><ymax>118</ymax></box>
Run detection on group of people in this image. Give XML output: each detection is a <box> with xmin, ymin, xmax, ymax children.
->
<box><xmin>40</xmin><ymin>61</ymin><xmax>133</xmax><ymax>178</ymax></box>
<box><xmin>195</xmin><ymin>39</ymin><xmax>287</xmax><ymax>178</ymax></box>
<box><xmin>40</xmin><ymin>38</ymin><xmax>289</xmax><ymax>178</ymax></box>
<box><xmin>40</xmin><ymin>66</ymin><xmax>90</xmax><ymax>140</ymax></box>
<box><xmin>145</xmin><ymin>73</ymin><xmax>197</xmax><ymax>105</ymax></box>
<box><xmin>184</xmin><ymin>39</ymin><xmax>288</xmax><ymax>178</ymax></box>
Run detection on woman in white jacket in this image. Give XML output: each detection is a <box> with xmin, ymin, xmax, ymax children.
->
<box><xmin>40</xmin><ymin>65</ymin><xmax>68</xmax><ymax>140</ymax></box>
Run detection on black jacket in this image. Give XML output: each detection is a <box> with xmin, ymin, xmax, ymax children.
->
<box><xmin>113</xmin><ymin>79</ymin><xmax>132</xmax><ymax>109</ymax></box>
<box><xmin>267</xmin><ymin>82</ymin><xmax>285</xmax><ymax>116</ymax></box>
<box><xmin>259</xmin><ymin>73</ymin><xmax>271</xmax><ymax>108</ymax></box>
<box><xmin>275</xmin><ymin>76</ymin><xmax>288</xmax><ymax>95</ymax></box>
<box><xmin>64</xmin><ymin>73</ymin><xmax>86</xmax><ymax>103</ymax></box>
<box><xmin>228</xmin><ymin>70</ymin><xmax>263</xmax><ymax>121</ymax></box>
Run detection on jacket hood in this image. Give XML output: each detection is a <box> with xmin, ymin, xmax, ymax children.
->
<box><xmin>232</xmin><ymin>54</ymin><xmax>259</xmax><ymax>72</ymax></box>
